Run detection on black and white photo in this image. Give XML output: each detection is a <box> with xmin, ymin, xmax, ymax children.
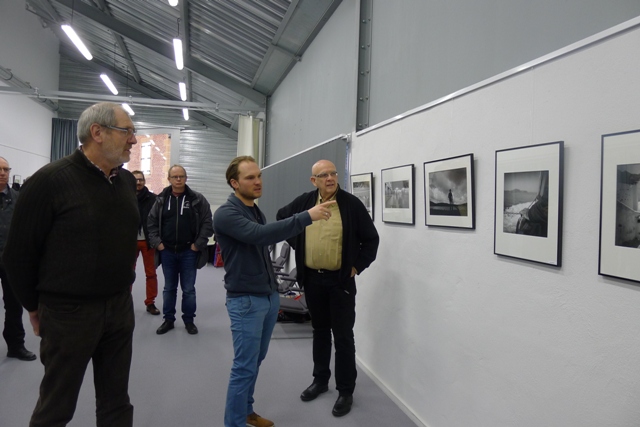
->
<box><xmin>600</xmin><ymin>129</ymin><xmax>640</xmax><ymax>283</ymax></box>
<box><xmin>424</xmin><ymin>153</ymin><xmax>475</xmax><ymax>228</ymax></box>
<box><xmin>351</xmin><ymin>172</ymin><xmax>374</xmax><ymax>220</ymax></box>
<box><xmin>495</xmin><ymin>141</ymin><xmax>563</xmax><ymax>266</ymax></box>
<box><xmin>381</xmin><ymin>164</ymin><xmax>414</xmax><ymax>224</ymax></box>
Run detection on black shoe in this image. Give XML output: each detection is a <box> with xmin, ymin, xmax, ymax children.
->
<box><xmin>146</xmin><ymin>304</ymin><xmax>160</xmax><ymax>315</ymax></box>
<box><xmin>300</xmin><ymin>382</ymin><xmax>329</xmax><ymax>402</ymax></box>
<box><xmin>156</xmin><ymin>320</ymin><xmax>174</xmax><ymax>335</ymax></box>
<box><xmin>332</xmin><ymin>395</ymin><xmax>353</xmax><ymax>417</ymax></box>
<box><xmin>185</xmin><ymin>322</ymin><xmax>198</xmax><ymax>335</ymax></box>
<box><xmin>7</xmin><ymin>346</ymin><xmax>37</xmax><ymax>361</ymax></box>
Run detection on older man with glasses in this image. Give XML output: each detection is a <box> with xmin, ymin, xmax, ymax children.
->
<box><xmin>277</xmin><ymin>159</ymin><xmax>379</xmax><ymax>418</ymax></box>
<box><xmin>147</xmin><ymin>165</ymin><xmax>213</xmax><ymax>335</ymax></box>
<box><xmin>3</xmin><ymin>102</ymin><xmax>139</xmax><ymax>426</ymax></box>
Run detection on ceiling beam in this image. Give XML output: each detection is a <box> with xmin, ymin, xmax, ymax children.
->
<box><xmin>52</xmin><ymin>0</ymin><xmax>266</xmax><ymax>106</ymax></box>
<box><xmin>61</xmin><ymin>47</ymin><xmax>238</xmax><ymax>138</ymax></box>
<box><xmin>93</xmin><ymin>0</ymin><xmax>142</xmax><ymax>84</ymax></box>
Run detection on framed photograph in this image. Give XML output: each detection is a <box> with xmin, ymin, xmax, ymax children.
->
<box><xmin>351</xmin><ymin>172</ymin><xmax>374</xmax><ymax>220</ymax></box>
<box><xmin>381</xmin><ymin>164</ymin><xmax>414</xmax><ymax>225</ymax></box>
<box><xmin>423</xmin><ymin>153</ymin><xmax>475</xmax><ymax>229</ymax></box>
<box><xmin>599</xmin><ymin>129</ymin><xmax>640</xmax><ymax>283</ymax></box>
<box><xmin>494</xmin><ymin>141</ymin><xmax>564</xmax><ymax>266</ymax></box>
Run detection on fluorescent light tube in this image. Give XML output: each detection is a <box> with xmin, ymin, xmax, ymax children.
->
<box><xmin>169</xmin><ymin>0</ymin><xmax>179</xmax><ymax>6</ymax></box>
<box><xmin>179</xmin><ymin>82</ymin><xmax>187</xmax><ymax>101</ymax></box>
<box><xmin>100</xmin><ymin>74</ymin><xmax>118</xmax><ymax>95</ymax></box>
<box><xmin>61</xmin><ymin>25</ymin><xmax>93</xmax><ymax>60</ymax></box>
<box><xmin>173</xmin><ymin>38</ymin><xmax>183</xmax><ymax>70</ymax></box>
<box><xmin>121</xmin><ymin>103</ymin><xmax>135</xmax><ymax>116</ymax></box>
<box><xmin>182</xmin><ymin>108</ymin><xmax>189</xmax><ymax>120</ymax></box>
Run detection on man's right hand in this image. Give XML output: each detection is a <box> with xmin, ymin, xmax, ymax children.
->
<box><xmin>29</xmin><ymin>311</ymin><xmax>40</xmax><ymax>337</ymax></box>
<box><xmin>308</xmin><ymin>200</ymin><xmax>336</xmax><ymax>221</ymax></box>
<box><xmin>157</xmin><ymin>243</ymin><xmax>165</xmax><ymax>251</ymax></box>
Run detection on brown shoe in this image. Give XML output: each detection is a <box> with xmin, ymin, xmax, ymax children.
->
<box><xmin>146</xmin><ymin>304</ymin><xmax>160</xmax><ymax>315</ymax></box>
<box><xmin>246</xmin><ymin>412</ymin><xmax>274</xmax><ymax>427</ymax></box>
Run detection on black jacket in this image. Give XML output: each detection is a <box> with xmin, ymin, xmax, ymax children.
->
<box><xmin>276</xmin><ymin>188</ymin><xmax>379</xmax><ymax>286</ymax></box>
<box><xmin>136</xmin><ymin>186</ymin><xmax>157</xmax><ymax>248</ymax></box>
<box><xmin>147</xmin><ymin>184</ymin><xmax>214</xmax><ymax>269</ymax></box>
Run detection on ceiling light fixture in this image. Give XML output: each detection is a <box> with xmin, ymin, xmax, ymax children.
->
<box><xmin>178</xmin><ymin>82</ymin><xmax>187</xmax><ymax>101</ymax></box>
<box><xmin>121</xmin><ymin>103</ymin><xmax>135</xmax><ymax>116</ymax></box>
<box><xmin>173</xmin><ymin>18</ymin><xmax>184</xmax><ymax>70</ymax></box>
<box><xmin>182</xmin><ymin>108</ymin><xmax>189</xmax><ymax>120</ymax></box>
<box><xmin>122</xmin><ymin>66</ymin><xmax>135</xmax><ymax>116</ymax></box>
<box><xmin>169</xmin><ymin>0</ymin><xmax>179</xmax><ymax>6</ymax></box>
<box><xmin>100</xmin><ymin>74</ymin><xmax>118</xmax><ymax>95</ymax></box>
<box><xmin>61</xmin><ymin>25</ymin><xmax>92</xmax><ymax>60</ymax></box>
<box><xmin>173</xmin><ymin>38</ymin><xmax>183</xmax><ymax>70</ymax></box>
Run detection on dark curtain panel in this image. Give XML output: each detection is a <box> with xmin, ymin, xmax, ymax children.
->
<box><xmin>50</xmin><ymin>118</ymin><xmax>78</xmax><ymax>161</ymax></box>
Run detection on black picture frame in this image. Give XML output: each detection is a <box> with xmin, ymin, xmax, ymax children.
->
<box><xmin>494</xmin><ymin>141</ymin><xmax>564</xmax><ymax>266</ymax></box>
<box><xmin>350</xmin><ymin>172</ymin><xmax>374</xmax><ymax>220</ymax></box>
<box><xmin>423</xmin><ymin>153</ymin><xmax>475</xmax><ymax>229</ymax></box>
<box><xmin>381</xmin><ymin>164</ymin><xmax>414</xmax><ymax>225</ymax></box>
<box><xmin>599</xmin><ymin>129</ymin><xmax>640</xmax><ymax>283</ymax></box>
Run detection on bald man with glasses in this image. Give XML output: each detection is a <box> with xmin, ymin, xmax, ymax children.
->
<box><xmin>277</xmin><ymin>159</ymin><xmax>379</xmax><ymax>418</ymax></box>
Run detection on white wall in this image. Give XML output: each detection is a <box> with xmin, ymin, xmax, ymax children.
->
<box><xmin>265</xmin><ymin>0</ymin><xmax>359</xmax><ymax>164</ymax></box>
<box><xmin>351</xmin><ymin>25</ymin><xmax>640</xmax><ymax>427</ymax></box>
<box><xmin>0</xmin><ymin>0</ymin><xmax>60</xmax><ymax>177</ymax></box>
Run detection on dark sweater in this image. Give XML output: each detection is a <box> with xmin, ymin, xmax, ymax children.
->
<box><xmin>2</xmin><ymin>150</ymin><xmax>139</xmax><ymax>312</ymax></box>
<box><xmin>213</xmin><ymin>193</ymin><xmax>312</xmax><ymax>296</ymax></box>
<box><xmin>276</xmin><ymin>188</ymin><xmax>379</xmax><ymax>286</ymax></box>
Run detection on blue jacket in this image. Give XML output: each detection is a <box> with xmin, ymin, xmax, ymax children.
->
<box><xmin>213</xmin><ymin>193</ymin><xmax>312</xmax><ymax>296</ymax></box>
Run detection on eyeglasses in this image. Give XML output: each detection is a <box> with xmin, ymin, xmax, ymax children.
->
<box><xmin>170</xmin><ymin>175</ymin><xmax>186</xmax><ymax>180</ymax></box>
<box><xmin>0</xmin><ymin>167</ymin><xmax>11</xmax><ymax>173</ymax></box>
<box><xmin>102</xmin><ymin>125</ymin><xmax>137</xmax><ymax>137</ymax></box>
<box><xmin>135</xmin><ymin>178</ymin><xmax>145</xmax><ymax>182</ymax></box>
<box><xmin>313</xmin><ymin>171</ymin><xmax>338</xmax><ymax>179</ymax></box>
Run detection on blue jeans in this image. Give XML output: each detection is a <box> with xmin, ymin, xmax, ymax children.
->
<box><xmin>224</xmin><ymin>292</ymin><xmax>279</xmax><ymax>427</ymax></box>
<box><xmin>160</xmin><ymin>249</ymin><xmax>198</xmax><ymax>323</ymax></box>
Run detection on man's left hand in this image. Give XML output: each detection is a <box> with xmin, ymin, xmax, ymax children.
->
<box><xmin>351</xmin><ymin>267</ymin><xmax>357</xmax><ymax>277</ymax></box>
<box><xmin>191</xmin><ymin>243</ymin><xmax>199</xmax><ymax>252</ymax></box>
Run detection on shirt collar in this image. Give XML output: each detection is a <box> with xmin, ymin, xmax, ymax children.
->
<box><xmin>78</xmin><ymin>147</ymin><xmax>120</xmax><ymax>182</ymax></box>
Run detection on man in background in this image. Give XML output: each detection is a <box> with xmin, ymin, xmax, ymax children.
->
<box><xmin>213</xmin><ymin>155</ymin><xmax>335</xmax><ymax>427</ymax></box>
<box><xmin>132</xmin><ymin>170</ymin><xmax>160</xmax><ymax>315</ymax></box>
<box><xmin>147</xmin><ymin>165</ymin><xmax>213</xmax><ymax>335</ymax></box>
<box><xmin>0</xmin><ymin>156</ymin><xmax>36</xmax><ymax>362</ymax></box>
<box><xmin>277</xmin><ymin>159</ymin><xmax>379</xmax><ymax>417</ymax></box>
<box><xmin>3</xmin><ymin>102</ymin><xmax>139</xmax><ymax>426</ymax></box>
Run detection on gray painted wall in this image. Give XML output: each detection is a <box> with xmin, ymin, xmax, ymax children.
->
<box><xmin>265</xmin><ymin>0</ymin><xmax>359</xmax><ymax>165</ymax></box>
<box><xmin>368</xmin><ymin>0</ymin><xmax>640</xmax><ymax>127</ymax></box>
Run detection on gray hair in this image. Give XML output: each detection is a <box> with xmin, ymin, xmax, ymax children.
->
<box><xmin>77</xmin><ymin>102</ymin><xmax>121</xmax><ymax>144</ymax></box>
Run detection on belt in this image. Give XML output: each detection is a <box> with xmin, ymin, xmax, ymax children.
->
<box><xmin>305</xmin><ymin>267</ymin><xmax>340</xmax><ymax>275</ymax></box>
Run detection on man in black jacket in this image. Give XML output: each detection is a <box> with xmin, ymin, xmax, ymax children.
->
<box><xmin>0</xmin><ymin>156</ymin><xmax>36</xmax><ymax>361</ymax></box>
<box><xmin>132</xmin><ymin>170</ymin><xmax>160</xmax><ymax>315</ymax></box>
<box><xmin>277</xmin><ymin>159</ymin><xmax>379</xmax><ymax>417</ymax></box>
<box><xmin>147</xmin><ymin>165</ymin><xmax>213</xmax><ymax>335</ymax></box>
<box><xmin>3</xmin><ymin>102</ymin><xmax>139</xmax><ymax>426</ymax></box>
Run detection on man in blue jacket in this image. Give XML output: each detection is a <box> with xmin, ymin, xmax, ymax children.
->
<box><xmin>277</xmin><ymin>159</ymin><xmax>379</xmax><ymax>417</ymax></box>
<box><xmin>213</xmin><ymin>155</ymin><xmax>334</xmax><ymax>427</ymax></box>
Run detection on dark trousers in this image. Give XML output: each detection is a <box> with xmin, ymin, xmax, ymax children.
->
<box><xmin>303</xmin><ymin>269</ymin><xmax>357</xmax><ymax>395</ymax></box>
<box><xmin>0</xmin><ymin>264</ymin><xmax>26</xmax><ymax>351</ymax></box>
<box><xmin>30</xmin><ymin>291</ymin><xmax>135</xmax><ymax>427</ymax></box>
